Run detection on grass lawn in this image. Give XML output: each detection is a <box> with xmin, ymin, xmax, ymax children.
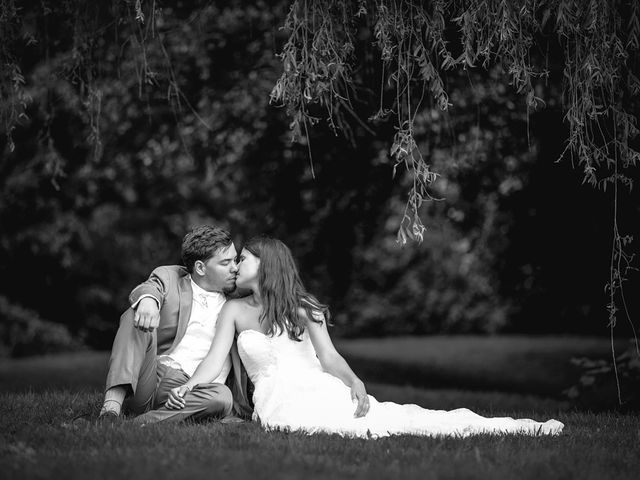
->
<box><xmin>1</xmin><ymin>336</ymin><xmax>638</xmax><ymax>479</ymax></box>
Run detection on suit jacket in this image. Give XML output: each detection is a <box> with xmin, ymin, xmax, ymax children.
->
<box><xmin>129</xmin><ymin>265</ymin><xmax>252</xmax><ymax>418</ymax></box>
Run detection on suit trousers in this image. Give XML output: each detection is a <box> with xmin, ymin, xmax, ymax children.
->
<box><xmin>105</xmin><ymin>309</ymin><xmax>234</xmax><ymax>421</ymax></box>
<box><xmin>132</xmin><ymin>365</ymin><xmax>234</xmax><ymax>424</ymax></box>
<box><xmin>105</xmin><ymin>309</ymin><xmax>159</xmax><ymax>414</ymax></box>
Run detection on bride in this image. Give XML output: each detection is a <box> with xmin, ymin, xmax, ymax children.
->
<box><xmin>166</xmin><ymin>235</ymin><xmax>564</xmax><ymax>438</ymax></box>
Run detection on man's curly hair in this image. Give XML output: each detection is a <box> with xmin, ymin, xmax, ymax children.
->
<box><xmin>181</xmin><ymin>225</ymin><xmax>233</xmax><ymax>273</ymax></box>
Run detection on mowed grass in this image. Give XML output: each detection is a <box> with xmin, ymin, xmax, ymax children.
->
<box><xmin>1</xmin><ymin>336</ymin><xmax>639</xmax><ymax>480</ymax></box>
<box><xmin>2</xmin><ymin>390</ymin><xmax>639</xmax><ymax>480</ymax></box>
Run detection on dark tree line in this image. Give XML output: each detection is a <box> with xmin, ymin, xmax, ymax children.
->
<box><xmin>0</xmin><ymin>1</ymin><xmax>638</xmax><ymax>363</ymax></box>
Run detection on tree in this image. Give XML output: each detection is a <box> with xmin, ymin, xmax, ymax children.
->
<box><xmin>0</xmin><ymin>1</ymin><xmax>638</xmax><ymax>379</ymax></box>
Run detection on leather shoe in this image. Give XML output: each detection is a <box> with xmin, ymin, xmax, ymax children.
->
<box><xmin>97</xmin><ymin>410</ymin><xmax>121</xmax><ymax>424</ymax></box>
<box><xmin>72</xmin><ymin>410</ymin><xmax>121</xmax><ymax>426</ymax></box>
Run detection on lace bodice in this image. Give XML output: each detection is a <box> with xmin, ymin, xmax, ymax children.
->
<box><xmin>237</xmin><ymin>329</ymin><xmax>322</xmax><ymax>385</ymax></box>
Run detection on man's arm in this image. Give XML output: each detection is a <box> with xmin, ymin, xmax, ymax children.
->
<box><xmin>128</xmin><ymin>265</ymin><xmax>186</xmax><ymax>332</ymax></box>
<box><xmin>129</xmin><ymin>266</ymin><xmax>173</xmax><ymax>307</ymax></box>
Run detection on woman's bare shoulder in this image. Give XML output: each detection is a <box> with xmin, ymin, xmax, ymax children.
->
<box><xmin>225</xmin><ymin>296</ymin><xmax>260</xmax><ymax>314</ymax></box>
<box><xmin>223</xmin><ymin>297</ymin><xmax>251</xmax><ymax>309</ymax></box>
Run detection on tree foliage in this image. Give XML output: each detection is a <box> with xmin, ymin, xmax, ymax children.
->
<box><xmin>271</xmin><ymin>0</ymin><xmax>639</xmax><ymax>238</ymax></box>
<box><xmin>0</xmin><ymin>1</ymin><xmax>638</xmax><ymax>382</ymax></box>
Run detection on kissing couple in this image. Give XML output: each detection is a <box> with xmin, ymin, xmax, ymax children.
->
<box><xmin>100</xmin><ymin>225</ymin><xmax>564</xmax><ymax>438</ymax></box>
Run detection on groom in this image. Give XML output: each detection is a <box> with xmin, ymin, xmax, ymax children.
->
<box><xmin>99</xmin><ymin>225</ymin><xmax>251</xmax><ymax>423</ymax></box>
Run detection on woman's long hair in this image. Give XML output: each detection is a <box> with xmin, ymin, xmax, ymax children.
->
<box><xmin>243</xmin><ymin>235</ymin><xmax>330</xmax><ymax>341</ymax></box>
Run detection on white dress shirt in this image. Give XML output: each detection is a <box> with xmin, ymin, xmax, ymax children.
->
<box><xmin>157</xmin><ymin>278</ymin><xmax>231</xmax><ymax>383</ymax></box>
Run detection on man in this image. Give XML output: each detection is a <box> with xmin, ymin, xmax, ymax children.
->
<box><xmin>99</xmin><ymin>225</ymin><xmax>251</xmax><ymax>423</ymax></box>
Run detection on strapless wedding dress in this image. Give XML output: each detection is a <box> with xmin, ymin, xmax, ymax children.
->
<box><xmin>237</xmin><ymin>329</ymin><xmax>564</xmax><ymax>438</ymax></box>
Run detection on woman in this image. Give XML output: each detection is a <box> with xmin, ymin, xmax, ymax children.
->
<box><xmin>167</xmin><ymin>235</ymin><xmax>564</xmax><ymax>438</ymax></box>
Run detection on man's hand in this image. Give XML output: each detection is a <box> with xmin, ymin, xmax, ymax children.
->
<box><xmin>166</xmin><ymin>385</ymin><xmax>190</xmax><ymax>409</ymax></box>
<box><xmin>350</xmin><ymin>379</ymin><xmax>370</xmax><ymax>418</ymax></box>
<box><xmin>134</xmin><ymin>297</ymin><xmax>160</xmax><ymax>332</ymax></box>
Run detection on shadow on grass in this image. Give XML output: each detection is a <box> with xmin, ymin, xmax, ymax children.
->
<box><xmin>0</xmin><ymin>351</ymin><xmax>108</xmax><ymax>393</ymax></box>
<box><xmin>337</xmin><ymin>335</ymin><xmax>626</xmax><ymax>399</ymax></box>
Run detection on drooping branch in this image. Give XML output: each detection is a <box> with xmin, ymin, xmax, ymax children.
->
<box><xmin>269</xmin><ymin>0</ymin><xmax>640</xmax><ymax>403</ymax></box>
<box><xmin>270</xmin><ymin>0</ymin><xmax>639</xmax><ymax>246</ymax></box>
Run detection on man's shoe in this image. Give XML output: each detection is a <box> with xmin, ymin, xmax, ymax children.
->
<box><xmin>97</xmin><ymin>410</ymin><xmax>122</xmax><ymax>425</ymax></box>
<box><xmin>71</xmin><ymin>410</ymin><xmax>122</xmax><ymax>426</ymax></box>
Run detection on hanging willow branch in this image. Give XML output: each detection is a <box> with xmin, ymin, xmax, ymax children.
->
<box><xmin>269</xmin><ymin>0</ymin><xmax>640</xmax><ymax>403</ymax></box>
<box><xmin>270</xmin><ymin>0</ymin><xmax>639</xmax><ymax>243</ymax></box>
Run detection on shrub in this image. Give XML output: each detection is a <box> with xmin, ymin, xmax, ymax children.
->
<box><xmin>565</xmin><ymin>339</ymin><xmax>640</xmax><ymax>411</ymax></box>
<box><xmin>0</xmin><ymin>296</ymin><xmax>84</xmax><ymax>357</ymax></box>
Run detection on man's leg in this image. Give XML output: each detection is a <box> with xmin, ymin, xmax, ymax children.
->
<box><xmin>101</xmin><ymin>309</ymin><xmax>158</xmax><ymax>417</ymax></box>
<box><xmin>132</xmin><ymin>367</ymin><xmax>233</xmax><ymax>424</ymax></box>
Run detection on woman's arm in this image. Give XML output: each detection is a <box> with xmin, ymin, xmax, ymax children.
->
<box><xmin>165</xmin><ymin>301</ymin><xmax>237</xmax><ymax>409</ymax></box>
<box><xmin>305</xmin><ymin>312</ymin><xmax>370</xmax><ymax>417</ymax></box>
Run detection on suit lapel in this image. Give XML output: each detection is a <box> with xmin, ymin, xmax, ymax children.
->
<box><xmin>175</xmin><ymin>275</ymin><xmax>193</xmax><ymax>345</ymax></box>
